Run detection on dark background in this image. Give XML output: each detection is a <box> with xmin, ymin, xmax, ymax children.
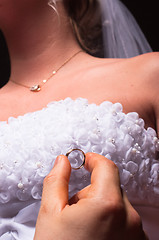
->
<box><xmin>122</xmin><ymin>1</ymin><xmax>158</xmax><ymax>52</ymax></box>
<box><xmin>0</xmin><ymin>1</ymin><xmax>158</xmax><ymax>87</ymax></box>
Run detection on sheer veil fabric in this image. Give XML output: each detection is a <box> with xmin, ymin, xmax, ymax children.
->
<box><xmin>98</xmin><ymin>0</ymin><xmax>152</xmax><ymax>58</ymax></box>
<box><xmin>50</xmin><ymin>0</ymin><xmax>152</xmax><ymax>58</ymax></box>
<box><xmin>0</xmin><ymin>1</ymin><xmax>154</xmax><ymax>240</ymax></box>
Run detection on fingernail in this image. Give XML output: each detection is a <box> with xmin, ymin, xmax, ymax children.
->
<box><xmin>54</xmin><ymin>155</ymin><xmax>63</xmax><ymax>166</ymax></box>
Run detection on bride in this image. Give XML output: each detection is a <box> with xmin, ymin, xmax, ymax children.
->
<box><xmin>0</xmin><ymin>0</ymin><xmax>158</xmax><ymax>239</ymax></box>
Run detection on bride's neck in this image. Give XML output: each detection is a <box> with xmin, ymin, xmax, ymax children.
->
<box><xmin>0</xmin><ymin>2</ymin><xmax>80</xmax><ymax>85</ymax></box>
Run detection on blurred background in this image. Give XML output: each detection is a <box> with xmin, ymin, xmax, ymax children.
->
<box><xmin>0</xmin><ymin>1</ymin><xmax>158</xmax><ymax>88</ymax></box>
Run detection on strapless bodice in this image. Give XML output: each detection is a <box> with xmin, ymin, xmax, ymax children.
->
<box><xmin>0</xmin><ymin>98</ymin><xmax>159</xmax><ymax>239</ymax></box>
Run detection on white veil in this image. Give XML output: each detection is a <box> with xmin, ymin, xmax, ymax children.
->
<box><xmin>49</xmin><ymin>0</ymin><xmax>152</xmax><ymax>58</ymax></box>
<box><xmin>98</xmin><ymin>0</ymin><xmax>152</xmax><ymax>58</ymax></box>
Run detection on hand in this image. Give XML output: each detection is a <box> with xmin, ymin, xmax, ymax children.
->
<box><xmin>34</xmin><ymin>153</ymin><xmax>148</xmax><ymax>240</ymax></box>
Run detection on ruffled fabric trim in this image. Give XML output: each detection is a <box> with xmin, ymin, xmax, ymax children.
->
<box><xmin>0</xmin><ymin>98</ymin><xmax>159</xmax><ymax>207</ymax></box>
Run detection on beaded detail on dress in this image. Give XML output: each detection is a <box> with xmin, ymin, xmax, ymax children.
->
<box><xmin>0</xmin><ymin>98</ymin><xmax>159</xmax><ymax>206</ymax></box>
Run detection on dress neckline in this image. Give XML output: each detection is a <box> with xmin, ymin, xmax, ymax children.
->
<box><xmin>1</xmin><ymin>97</ymin><xmax>111</xmax><ymax>124</ymax></box>
<box><xmin>0</xmin><ymin>97</ymin><xmax>157</xmax><ymax>136</ymax></box>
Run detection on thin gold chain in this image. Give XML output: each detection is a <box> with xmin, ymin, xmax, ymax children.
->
<box><xmin>10</xmin><ymin>50</ymin><xmax>83</xmax><ymax>92</ymax></box>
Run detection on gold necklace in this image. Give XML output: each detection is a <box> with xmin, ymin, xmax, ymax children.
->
<box><xmin>10</xmin><ymin>50</ymin><xmax>82</xmax><ymax>92</ymax></box>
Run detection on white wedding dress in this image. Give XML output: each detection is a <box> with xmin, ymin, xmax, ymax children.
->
<box><xmin>0</xmin><ymin>98</ymin><xmax>159</xmax><ymax>240</ymax></box>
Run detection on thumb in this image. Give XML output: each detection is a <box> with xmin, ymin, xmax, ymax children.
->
<box><xmin>41</xmin><ymin>155</ymin><xmax>71</xmax><ymax>214</ymax></box>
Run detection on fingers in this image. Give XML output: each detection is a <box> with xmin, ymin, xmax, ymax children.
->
<box><xmin>83</xmin><ymin>152</ymin><xmax>122</xmax><ymax>201</ymax></box>
<box><xmin>122</xmin><ymin>191</ymin><xmax>148</xmax><ymax>240</ymax></box>
<box><xmin>42</xmin><ymin>152</ymin><xmax>122</xmax><ymax>214</ymax></box>
<box><xmin>41</xmin><ymin>155</ymin><xmax>71</xmax><ymax>214</ymax></box>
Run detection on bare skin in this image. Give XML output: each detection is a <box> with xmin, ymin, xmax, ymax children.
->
<box><xmin>0</xmin><ymin>1</ymin><xmax>159</xmax><ymax>133</ymax></box>
<box><xmin>34</xmin><ymin>153</ymin><xmax>148</xmax><ymax>240</ymax></box>
<box><xmin>0</xmin><ymin>1</ymin><xmax>158</xmax><ymax>239</ymax></box>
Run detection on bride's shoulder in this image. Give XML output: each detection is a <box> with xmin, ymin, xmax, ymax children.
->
<box><xmin>105</xmin><ymin>52</ymin><xmax>159</xmax><ymax>86</ymax></box>
<box><xmin>100</xmin><ymin>52</ymin><xmax>159</xmax><ymax>74</ymax></box>
<box><xmin>131</xmin><ymin>51</ymin><xmax>159</xmax><ymax>66</ymax></box>
<box><xmin>135</xmin><ymin>52</ymin><xmax>159</xmax><ymax>95</ymax></box>
<box><xmin>135</xmin><ymin>51</ymin><xmax>159</xmax><ymax>62</ymax></box>
<box><xmin>128</xmin><ymin>52</ymin><xmax>159</xmax><ymax>79</ymax></box>
<box><xmin>84</xmin><ymin>52</ymin><xmax>159</xmax><ymax>84</ymax></box>
<box><xmin>125</xmin><ymin>52</ymin><xmax>159</xmax><ymax>100</ymax></box>
<box><xmin>130</xmin><ymin>52</ymin><xmax>159</xmax><ymax>131</ymax></box>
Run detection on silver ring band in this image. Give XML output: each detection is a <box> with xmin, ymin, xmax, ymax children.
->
<box><xmin>66</xmin><ymin>148</ymin><xmax>86</xmax><ymax>170</ymax></box>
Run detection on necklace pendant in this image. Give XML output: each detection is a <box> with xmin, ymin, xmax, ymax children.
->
<box><xmin>30</xmin><ymin>85</ymin><xmax>41</xmax><ymax>92</ymax></box>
